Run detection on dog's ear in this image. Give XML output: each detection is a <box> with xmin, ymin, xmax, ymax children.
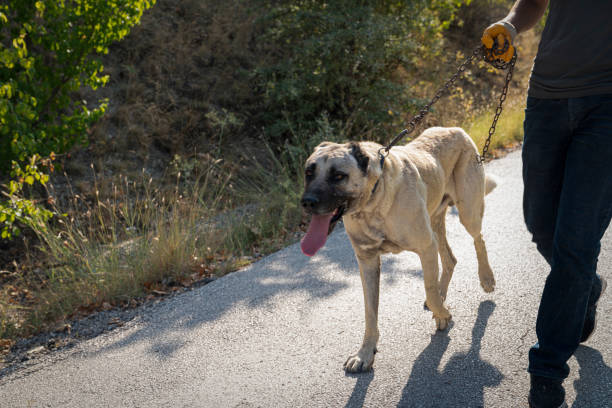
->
<box><xmin>349</xmin><ymin>142</ymin><xmax>369</xmax><ymax>175</ymax></box>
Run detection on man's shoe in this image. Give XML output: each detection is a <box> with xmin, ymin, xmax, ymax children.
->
<box><xmin>528</xmin><ymin>375</ymin><xmax>567</xmax><ymax>408</ymax></box>
<box><xmin>581</xmin><ymin>275</ymin><xmax>607</xmax><ymax>343</ymax></box>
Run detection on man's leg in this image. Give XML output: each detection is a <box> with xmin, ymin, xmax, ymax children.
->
<box><xmin>522</xmin><ymin>97</ymin><xmax>572</xmax><ymax>265</ymax></box>
<box><xmin>528</xmin><ymin>94</ymin><xmax>612</xmax><ymax>380</ymax></box>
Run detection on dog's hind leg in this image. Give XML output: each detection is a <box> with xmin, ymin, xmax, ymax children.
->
<box><xmin>419</xmin><ymin>240</ymin><xmax>452</xmax><ymax>330</ymax></box>
<box><xmin>344</xmin><ymin>252</ymin><xmax>381</xmax><ymax>373</ymax></box>
<box><xmin>470</xmin><ymin>228</ymin><xmax>495</xmax><ymax>293</ymax></box>
<box><xmin>454</xmin><ymin>158</ymin><xmax>495</xmax><ymax>293</ymax></box>
<box><xmin>432</xmin><ymin>206</ymin><xmax>457</xmax><ymax>301</ymax></box>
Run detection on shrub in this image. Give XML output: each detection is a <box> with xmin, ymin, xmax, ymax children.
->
<box><xmin>252</xmin><ymin>0</ymin><xmax>470</xmax><ymax>143</ymax></box>
<box><xmin>0</xmin><ymin>155</ymin><xmax>54</xmax><ymax>239</ymax></box>
<box><xmin>0</xmin><ymin>0</ymin><xmax>156</xmax><ymax>237</ymax></box>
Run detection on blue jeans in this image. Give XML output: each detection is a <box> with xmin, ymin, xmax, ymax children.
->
<box><xmin>523</xmin><ymin>95</ymin><xmax>612</xmax><ymax>380</ymax></box>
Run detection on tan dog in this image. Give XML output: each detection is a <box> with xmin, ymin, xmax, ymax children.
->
<box><xmin>300</xmin><ymin>127</ymin><xmax>497</xmax><ymax>373</ymax></box>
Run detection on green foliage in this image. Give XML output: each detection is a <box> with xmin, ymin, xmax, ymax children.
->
<box><xmin>0</xmin><ymin>0</ymin><xmax>155</xmax><ymax>169</ymax></box>
<box><xmin>0</xmin><ymin>0</ymin><xmax>155</xmax><ymax>238</ymax></box>
<box><xmin>0</xmin><ymin>154</ymin><xmax>54</xmax><ymax>239</ymax></box>
<box><xmin>253</xmin><ymin>0</ymin><xmax>470</xmax><ymax>142</ymax></box>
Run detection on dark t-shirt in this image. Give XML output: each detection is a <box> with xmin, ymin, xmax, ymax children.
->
<box><xmin>528</xmin><ymin>0</ymin><xmax>612</xmax><ymax>98</ymax></box>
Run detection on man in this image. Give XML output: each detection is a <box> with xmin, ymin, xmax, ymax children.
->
<box><xmin>481</xmin><ymin>1</ymin><xmax>611</xmax><ymax>407</ymax></box>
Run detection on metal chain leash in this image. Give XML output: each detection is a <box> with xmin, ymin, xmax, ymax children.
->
<box><xmin>379</xmin><ymin>42</ymin><xmax>517</xmax><ymax>167</ymax></box>
<box><xmin>479</xmin><ymin>51</ymin><xmax>517</xmax><ymax>164</ymax></box>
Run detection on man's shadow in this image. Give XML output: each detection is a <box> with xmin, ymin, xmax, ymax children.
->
<box><xmin>572</xmin><ymin>346</ymin><xmax>612</xmax><ymax>408</ymax></box>
<box><xmin>396</xmin><ymin>300</ymin><xmax>503</xmax><ymax>408</ymax></box>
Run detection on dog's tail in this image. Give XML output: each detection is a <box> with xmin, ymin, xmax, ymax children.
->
<box><xmin>485</xmin><ymin>174</ymin><xmax>499</xmax><ymax>195</ymax></box>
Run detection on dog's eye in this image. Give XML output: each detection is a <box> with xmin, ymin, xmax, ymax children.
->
<box><xmin>333</xmin><ymin>173</ymin><xmax>347</xmax><ymax>182</ymax></box>
<box><xmin>305</xmin><ymin>169</ymin><xmax>314</xmax><ymax>179</ymax></box>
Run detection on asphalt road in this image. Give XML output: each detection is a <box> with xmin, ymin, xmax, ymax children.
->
<box><xmin>1</xmin><ymin>150</ymin><xmax>611</xmax><ymax>408</ymax></box>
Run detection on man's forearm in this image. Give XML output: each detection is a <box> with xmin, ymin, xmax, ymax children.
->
<box><xmin>504</xmin><ymin>0</ymin><xmax>549</xmax><ymax>34</ymax></box>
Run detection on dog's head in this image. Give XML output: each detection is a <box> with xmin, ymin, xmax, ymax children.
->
<box><xmin>300</xmin><ymin>141</ymin><xmax>381</xmax><ymax>256</ymax></box>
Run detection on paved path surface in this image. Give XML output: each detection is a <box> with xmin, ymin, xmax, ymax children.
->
<box><xmin>1</xmin><ymin>150</ymin><xmax>611</xmax><ymax>408</ymax></box>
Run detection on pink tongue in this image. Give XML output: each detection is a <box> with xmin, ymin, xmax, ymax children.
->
<box><xmin>301</xmin><ymin>213</ymin><xmax>334</xmax><ymax>257</ymax></box>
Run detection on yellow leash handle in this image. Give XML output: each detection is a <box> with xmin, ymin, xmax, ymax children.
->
<box><xmin>481</xmin><ymin>21</ymin><xmax>517</xmax><ymax>63</ymax></box>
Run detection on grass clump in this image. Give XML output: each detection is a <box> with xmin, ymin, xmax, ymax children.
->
<box><xmin>1</xmin><ymin>167</ymin><xmax>222</xmax><ymax>338</ymax></box>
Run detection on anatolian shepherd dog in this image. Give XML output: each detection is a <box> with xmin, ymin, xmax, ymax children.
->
<box><xmin>300</xmin><ymin>127</ymin><xmax>497</xmax><ymax>373</ymax></box>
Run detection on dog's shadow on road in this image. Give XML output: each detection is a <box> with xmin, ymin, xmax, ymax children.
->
<box><xmin>396</xmin><ymin>300</ymin><xmax>502</xmax><ymax>408</ymax></box>
<box><xmin>343</xmin><ymin>301</ymin><xmax>502</xmax><ymax>408</ymax></box>
<box><xmin>572</xmin><ymin>346</ymin><xmax>612</xmax><ymax>408</ymax></box>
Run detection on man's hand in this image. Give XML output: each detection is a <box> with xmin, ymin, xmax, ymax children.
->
<box><xmin>481</xmin><ymin>21</ymin><xmax>517</xmax><ymax>63</ymax></box>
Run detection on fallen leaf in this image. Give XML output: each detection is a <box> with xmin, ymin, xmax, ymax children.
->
<box><xmin>0</xmin><ymin>338</ymin><xmax>15</xmax><ymax>353</ymax></box>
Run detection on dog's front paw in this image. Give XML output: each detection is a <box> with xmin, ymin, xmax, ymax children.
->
<box><xmin>344</xmin><ymin>348</ymin><xmax>376</xmax><ymax>373</ymax></box>
<box><xmin>479</xmin><ymin>272</ymin><xmax>496</xmax><ymax>293</ymax></box>
<box><xmin>433</xmin><ymin>310</ymin><xmax>452</xmax><ymax>331</ymax></box>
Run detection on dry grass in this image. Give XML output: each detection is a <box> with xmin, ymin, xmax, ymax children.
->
<box><xmin>0</xmin><ymin>136</ymin><xmax>309</xmax><ymax>340</ymax></box>
<box><xmin>1</xmin><ymin>169</ymin><xmax>217</xmax><ymax>337</ymax></box>
<box><xmin>466</xmin><ymin>100</ymin><xmax>525</xmax><ymax>155</ymax></box>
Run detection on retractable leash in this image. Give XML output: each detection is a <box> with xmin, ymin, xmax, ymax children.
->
<box><xmin>376</xmin><ymin>41</ymin><xmax>517</xmax><ymax>177</ymax></box>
